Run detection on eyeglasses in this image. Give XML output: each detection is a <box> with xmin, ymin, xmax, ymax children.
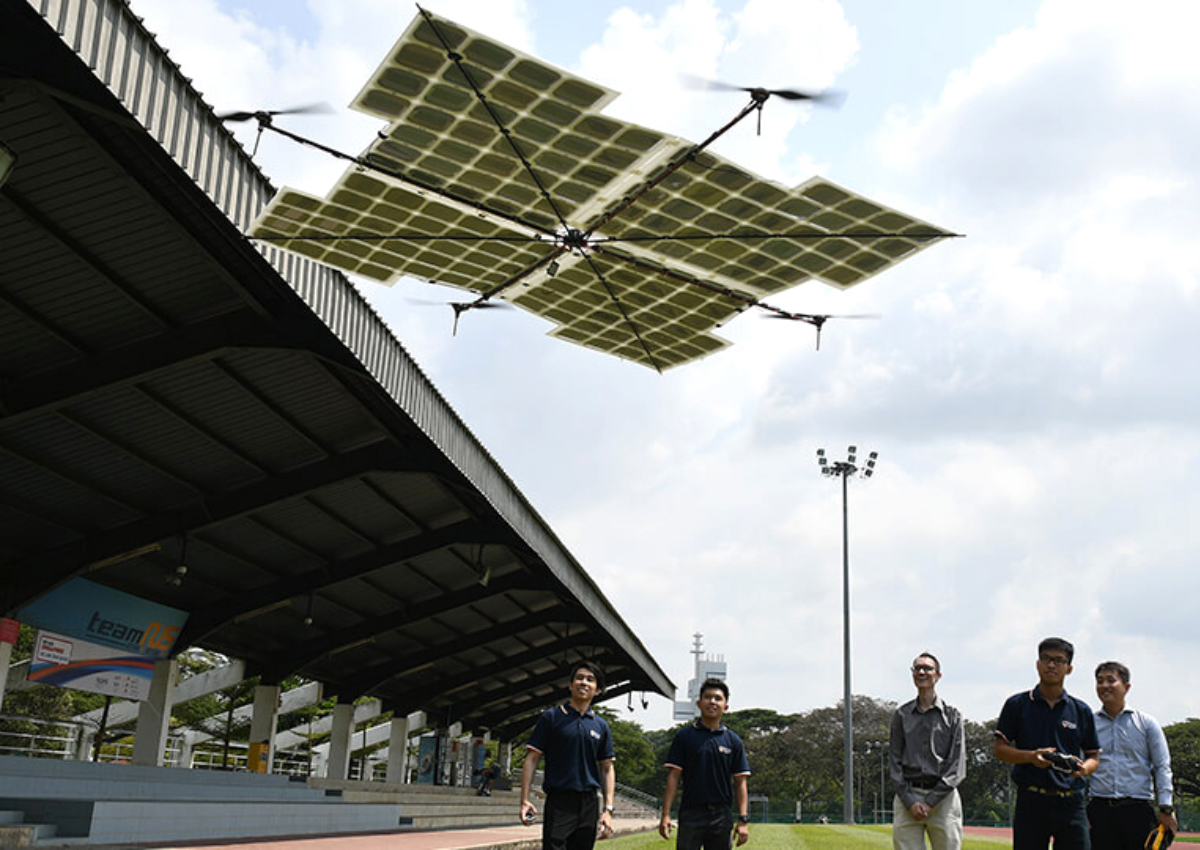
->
<box><xmin>1039</xmin><ymin>655</ymin><xmax>1070</xmax><ymax>666</ymax></box>
<box><xmin>911</xmin><ymin>665</ymin><xmax>937</xmax><ymax>673</ymax></box>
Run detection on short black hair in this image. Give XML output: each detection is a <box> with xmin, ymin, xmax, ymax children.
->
<box><xmin>1095</xmin><ymin>661</ymin><xmax>1130</xmax><ymax>684</ymax></box>
<box><xmin>698</xmin><ymin>678</ymin><xmax>728</xmax><ymax>700</ymax></box>
<box><xmin>1038</xmin><ymin>637</ymin><xmax>1075</xmax><ymax>663</ymax></box>
<box><xmin>915</xmin><ymin>652</ymin><xmax>941</xmax><ymax>672</ymax></box>
<box><xmin>569</xmin><ymin>660</ymin><xmax>605</xmax><ymax>691</ymax></box>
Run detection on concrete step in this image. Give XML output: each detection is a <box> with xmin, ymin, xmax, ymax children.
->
<box><xmin>404</xmin><ymin>813</ymin><xmax>520</xmax><ymax>830</ymax></box>
<box><xmin>0</xmin><ymin>821</ymin><xmax>57</xmax><ymax>846</ymax></box>
<box><xmin>339</xmin><ymin>789</ymin><xmax>517</xmax><ymax>802</ymax></box>
<box><xmin>393</xmin><ymin>803</ymin><xmax>516</xmax><ymax>817</ymax></box>
<box><xmin>310</xmin><ymin>778</ymin><xmax>517</xmax><ymax>797</ymax></box>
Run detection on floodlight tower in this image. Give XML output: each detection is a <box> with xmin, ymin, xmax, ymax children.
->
<box><xmin>816</xmin><ymin>445</ymin><xmax>878</xmax><ymax>825</ymax></box>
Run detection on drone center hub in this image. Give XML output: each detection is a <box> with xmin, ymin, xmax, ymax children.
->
<box><xmin>560</xmin><ymin>228</ymin><xmax>590</xmax><ymax>252</ymax></box>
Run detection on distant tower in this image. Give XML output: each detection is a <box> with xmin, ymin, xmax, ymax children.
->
<box><xmin>672</xmin><ymin>633</ymin><xmax>727</xmax><ymax>721</ymax></box>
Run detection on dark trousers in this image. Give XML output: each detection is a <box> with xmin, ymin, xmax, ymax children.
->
<box><xmin>1087</xmin><ymin>798</ymin><xmax>1157</xmax><ymax>850</ymax></box>
<box><xmin>677</xmin><ymin>805</ymin><xmax>734</xmax><ymax>850</ymax></box>
<box><xmin>1013</xmin><ymin>788</ymin><xmax>1090</xmax><ymax>850</ymax></box>
<box><xmin>543</xmin><ymin>789</ymin><xmax>600</xmax><ymax>850</ymax></box>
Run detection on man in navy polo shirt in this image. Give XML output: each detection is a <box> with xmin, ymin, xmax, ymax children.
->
<box><xmin>659</xmin><ymin>678</ymin><xmax>751</xmax><ymax>849</ymax></box>
<box><xmin>520</xmin><ymin>660</ymin><xmax>616</xmax><ymax>849</ymax></box>
<box><xmin>994</xmin><ymin>637</ymin><xmax>1102</xmax><ymax>849</ymax></box>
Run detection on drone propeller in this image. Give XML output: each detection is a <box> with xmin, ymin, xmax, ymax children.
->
<box><xmin>407</xmin><ymin>297</ymin><xmax>512</xmax><ymax>336</ymax></box>
<box><xmin>763</xmin><ymin>312</ymin><xmax>880</xmax><ymax>350</ymax></box>
<box><xmin>218</xmin><ymin>103</ymin><xmax>333</xmax><ymax>156</ymax></box>
<box><xmin>681</xmin><ymin>74</ymin><xmax>845</xmax><ymax>107</ymax></box>
<box><xmin>216</xmin><ymin>103</ymin><xmax>333</xmax><ymax>124</ymax></box>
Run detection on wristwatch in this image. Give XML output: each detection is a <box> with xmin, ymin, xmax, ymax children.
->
<box><xmin>1159</xmin><ymin>805</ymin><xmax>1174</xmax><ymax>815</ymax></box>
<box><xmin>737</xmin><ymin>814</ymin><xmax>751</xmax><ymax>824</ymax></box>
<box><xmin>604</xmin><ymin>805</ymin><xmax>615</xmax><ymax>814</ymax></box>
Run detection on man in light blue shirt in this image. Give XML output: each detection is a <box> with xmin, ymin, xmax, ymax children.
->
<box><xmin>1087</xmin><ymin>661</ymin><xmax>1176</xmax><ymax>850</ymax></box>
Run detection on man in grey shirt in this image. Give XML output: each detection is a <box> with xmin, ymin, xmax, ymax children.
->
<box><xmin>888</xmin><ymin>652</ymin><xmax>966</xmax><ymax>850</ymax></box>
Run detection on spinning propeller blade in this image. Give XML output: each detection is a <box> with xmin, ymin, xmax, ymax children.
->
<box><xmin>762</xmin><ymin>312</ymin><xmax>881</xmax><ymax>350</ymax></box>
<box><xmin>762</xmin><ymin>313</ymin><xmax>882</xmax><ymax>320</ymax></box>
<box><xmin>681</xmin><ymin>74</ymin><xmax>845</xmax><ymax>107</ymax></box>
<box><xmin>217</xmin><ymin>103</ymin><xmax>333</xmax><ymax>123</ymax></box>
<box><xmin>406</xmin><ymin>298</ymin><xmax>512</xmax><ymax>336</ymax></box>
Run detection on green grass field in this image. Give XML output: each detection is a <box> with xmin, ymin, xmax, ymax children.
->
<box><xmin>607</xmin><ymin>823</ymin><xmax>1010</xmax><ymax>848</ymax></box>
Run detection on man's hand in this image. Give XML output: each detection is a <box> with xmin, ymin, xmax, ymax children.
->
<box><xmin>734</xmin><ymin>820</ymin><xmax>749</xmax><ymax>846</ymax></box>
<box><xmin>1030</xmin><ymin>747</ymin><xmax>1055</xmax><ymax>769</ymax></box>
<box><xmin>1160</xmin><ymin>810</ymin><xmax>1179</xmax><ymax>834</ymax></box>
<box><xmin>598</xmin><ymin>808</ymin><xmax>614</xmax><ymax>840</ymax></box>
<box><xmin>519</xmin><ymin>801</ymin><xmax>537</xmax><ymax>826</ymax></box>
<box><xmin>909</xmin><ymin>801</ymin><xmax>931</xmax><ymax>820</ymax></box>
<box><xmin>658</xmin><ymin>815</ymin><xmax>674</xmax><ymax>840</ymax></box>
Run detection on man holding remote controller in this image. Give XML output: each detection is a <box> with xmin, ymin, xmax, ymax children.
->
<box><xmin>994</xmin><ymin>637</ymin><xmax>1102</xmax><ymax>849</ymax></box>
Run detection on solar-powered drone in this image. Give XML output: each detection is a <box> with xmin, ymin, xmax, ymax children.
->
<box><xmin>233</xmin><ymin>8</ymin><xmax>956</xmax><ymax>371</ymax></box>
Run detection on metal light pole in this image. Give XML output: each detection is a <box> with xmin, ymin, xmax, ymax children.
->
<box><xmin>816</xmin><ymin>445</ymin><xmax>878</xmax><ymax>825</ymax></box>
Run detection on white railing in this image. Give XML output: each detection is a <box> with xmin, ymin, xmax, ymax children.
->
<box><xmin>0</xmin><ymin>725</ymin><xmax>76</xmax><ymax>759</ymax></box>
<box><xmin>0</xmin><ymin>714</ymin><xmax>399</xmax><ymax>780</ymax></box>
<box><xmin>0</xmin><ymin>714</ymin><xmax>85</xmax><ymax>760</ymax></box>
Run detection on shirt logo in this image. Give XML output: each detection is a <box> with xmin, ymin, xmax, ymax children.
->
<box><xmin>1061</xmin><ymin>719</ymin><xmax>1077</xmax><ymax>730</ymax></box>
<box><xmin>590</xmin><ymin>729</ymin><xmax>601</xmax><ymax>740</ymax></box>
<box><xmin>718</xmin><ymin>745</ymin><xmax>731</xmax><ymax>754</ymax></box>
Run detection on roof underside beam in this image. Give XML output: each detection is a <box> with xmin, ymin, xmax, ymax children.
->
<box><xmin>0</xmin><ymin>310</ymin><xmax>333</xmax><ymax>427</ymax></box>
<box><xmin>178</xmin><ymin>516</ymin><xmax>518</xmax><ymax>647</ymax></box>
<box><xmin>466</xmin><ymin>673</ymin><xmax>641</xmax><ymax>733</ymax></box>
<box><xmin>0</xmin><ymin>441</ymin><xmax>433</xmax><ymax>614</ymax></box>
<box><xmin>254</xmin><ymin>570</ymin><xmax>537</xmax><ymax>683</ymax></box>
<box><xmin>385</xmin><ymin>632</ymin><xmax>594</xmax><ymax>715</ymax></box>
<box><xmin>451</xmin><ymin>654</ymin><xmax>620</xmax><ymax>722</ymax></box>
<box><xmin>334</xmin><ymin>606</ymin><xmax>576</xmax><ymax>702</ymax></box>
<box><xmin>485</xmin><ymin>680</ymin><xmax>644</xmax><ymax>740</ymax></box>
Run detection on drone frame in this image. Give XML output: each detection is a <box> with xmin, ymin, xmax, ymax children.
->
<box><xmin>243</xmin><ymin>7</ymin><xmax>958</xmax><ymax>371</ymax></box>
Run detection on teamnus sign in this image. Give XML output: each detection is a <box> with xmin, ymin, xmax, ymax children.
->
<box><xmin>85</xmin><ymin>610</ymin><xmax>180</xmax><ymax>653</ymax></box>
<box><xmin>16</xmin><ymin>578</ymin><xmax>187</xmax><ymax>658</ymax></box>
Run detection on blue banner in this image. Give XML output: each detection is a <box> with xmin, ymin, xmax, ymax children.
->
<box><xmin>416</xmin><ymin>735</ymin><xmax>438</xmax><ymax>784</ymax></box>
<box><xmin>16</xmin><ymin>578</ymin><xmax>188</xmax><ymax>658</ymax></box>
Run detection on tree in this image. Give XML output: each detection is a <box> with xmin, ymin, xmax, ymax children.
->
<box><xmin>1164</xmin><ymin>718</ymin><xmax>1200</xmax><ymax>799</ymax></box>
<box><xmin>595</xmin><ymin>709</ymin><xmax>657</xmax><ymax>793</ymax></box>
<box><xmin>957</xmin><ymin>719</ymin><xmax>1012</xmax><ymax>824</ymax></box>
<box><xmin>731</xmin><ymin>696</ymin><xmax>895</xmax><ymax>821</ymax></box>
<box><xmin>723</xmin><ymin>708</ymin><xmax>800</xmax><ymax>739</ymax></box>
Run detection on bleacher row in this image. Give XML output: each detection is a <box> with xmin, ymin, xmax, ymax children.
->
<box><xmin>0</xmin><ymin>755</ymin><xmax>657</xmax><ymax>846</ymax></box>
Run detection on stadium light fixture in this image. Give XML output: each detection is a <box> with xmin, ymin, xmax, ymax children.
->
<box><xmin>815</xmin><ymin>445</ymin><xmax>879</xmax><ymax>825</ymax></box>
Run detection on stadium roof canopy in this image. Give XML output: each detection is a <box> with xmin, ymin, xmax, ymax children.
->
<box><xmin>0</xmin><ymin>0</ymin><xmax>671</xmax><ymax>736</ymax></box>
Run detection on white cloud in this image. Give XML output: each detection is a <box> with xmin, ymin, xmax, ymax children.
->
<box><xmin>128</xmin><ymin>0</ymin><xmax>1200</xmax><ymax>729</ymax></box>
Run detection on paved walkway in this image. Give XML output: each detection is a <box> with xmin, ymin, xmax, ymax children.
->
<box><xmin>140</xmin><ymin>818</ymin><xmax>658</xmax><ymax>850</ymax></box>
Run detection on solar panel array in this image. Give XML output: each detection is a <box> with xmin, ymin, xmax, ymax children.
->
<box><xmin>248</xmin><ymin>10</ymin><xmax>950</xmax><ymax>370</ymax></box>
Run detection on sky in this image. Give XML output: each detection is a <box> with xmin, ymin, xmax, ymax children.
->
<box><xmin>127</xmin><ymin>0</ymin><xmax>1200</xmax><ymax>731</ymax></box>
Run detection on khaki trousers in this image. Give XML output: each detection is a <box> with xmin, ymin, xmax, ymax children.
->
<box><xmin>892</xmin><ymin>788</ymin><xmax>962</xmax><ymax>850</ymax></box>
